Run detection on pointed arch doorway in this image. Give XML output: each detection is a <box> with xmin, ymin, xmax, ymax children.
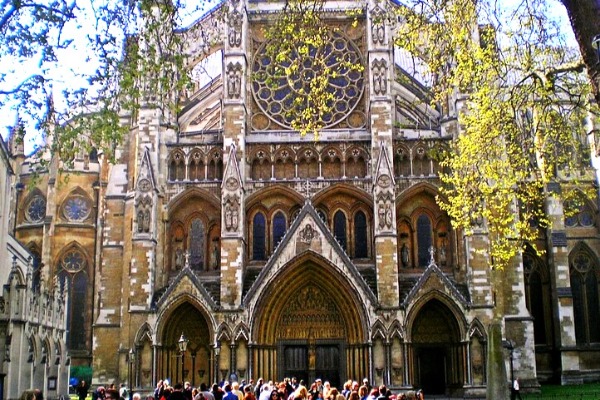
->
<box><xmin>253</xmin><ymin>259</ymin><xmax>369</xmax><ymax>386</ymax></box>
<box><xmin>410</xmin><ymin>299</ymin><xmax>465</xmax><ymax>395</ymax></box>
<box><xmin>157</xmin><ymin>302</ymin><xmax>214</xmax><ymax>386</ymax></box>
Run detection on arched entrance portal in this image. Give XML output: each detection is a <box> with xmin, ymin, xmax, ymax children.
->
<box><xmin>158</xmin><ymin>302</ymin><xmax>213</xmax><ymax>386</ymax></box>
<box><xmin>410</xmin><ymin>299</ymin><xmax>464</xmax><ymax>395</ymax></box>
<box><xmin>253</xmin><ymin>259</ymin><xmax>368</xmax><ymax>387</ymax></box>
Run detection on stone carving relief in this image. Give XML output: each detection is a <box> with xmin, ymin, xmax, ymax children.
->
<box><xmin>400</xmin><ymin>242</ymin><xmax>410</xmax><ymax>267</ymax></box>
<box><xmin>136</xmin><ymin>195</ymin><xmax>152</xmax><ymax>233</ymax></box>
<box><xmin>228</xmin><ymin>9</ymin><xmax>243</xmax><ymax>48</ymax></box>
<box><xmin>227</xmin><ymin>62</ymin><xmax>243</xmax><ymax>99</ymax></box>
<box><xmin>372</xmin><ymin>59</ymin><xmax>388</xmax><ymax>95</ymax></box>
<box><xmin>211</xmin><ymin>239</ymin><xmax>220</xmax><ymax>270</ymax></box>
<box><xmin>299</xmin><ymin>223</ymin><xmax>319</xmax><ymax>244</ymax></box>
<box><xmin>138</xmin><ymin>178</ymin><xmax>152</xmax><ymax>193</ymax></box>
<box><xmin>377</xmin><ymin>191</ymin><xmax>394</xmax><ymax>230</ymax></box>
<box><xmin>278</xmin><ymin>287</ymin><xmax>345</xmax><ymax>340</ymax></box>
<box><xmin>225</xmin><ymin>176</ymin><xmax>239</xmax><ymax>191</ymax></box>
<box><xmin>371</xmin><ymin>6</ymin><xmax>386</xmax><ymax>45</ymax></box>
<box><xmin>296</xmin><ymin>223</ymin><xmax>322</xmax><ymax>254</ymax></box>
<box><xmin>175</xmin><ymin>248</ymin><xmax>185</xmax><ymax>270</ymax></box>
<box><xmin>224</xmin><ymin>195</ymin><xmax>240</xmax><ymax>232</ymax></box>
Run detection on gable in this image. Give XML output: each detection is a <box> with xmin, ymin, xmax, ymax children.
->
<box><xmin>243</xmin><ymin>200</ymin><xmax>377</xmax><ymax>306</ymax></box>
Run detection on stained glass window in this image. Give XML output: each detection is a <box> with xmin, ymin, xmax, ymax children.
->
<box><xmin>58</xmin><ymin>248</ymin><xmax>88</xmax><ymax>351</ymax></box>
<box><xmin>252</xmin><ymin>30</ymin><xmax>364</xmax><ymax>129</ymax></box>
<box><xmin>62</xmin><ymin>249</ymin><xmax>86</xmax><ymax>272</ymax></box>
<box><xmin>253</xmin><ymin>213</ymin><xmax>266</xmax><ymax>260</ymax></box>
<box><xmin>273</xmin><ymin>212</ymin><xmax>286</xmax><ymax>248</ymax></box>
<box><xmin>570</xmin><ymin>249</ymin><xmax>600</xmax><ymax>344</ymax></box>
<box><xmin>565</xmin><ymin>202</ymin><xmax>596</xmax><ymax>228</ymax></box>
<box><xmin>26</xmin><ymin>195</ymin><xmax>46</xmax><ymax>222</ymax></box>
<box><xmin>64</xmin><ymin>196</ymin><xmax>90</xmax><ymax>222</ymax></box>
<box><xmin>523</xmin><ymin>250</ymin><xmax>551</xmax><ymax>345</ymax></box>
<box><xmin>190</xmin><ymin>219</ymin><xmax>205</xmax><ymax>270</ymax></box>
<box><xmin>417</xmin><ymin>214</ymin><xmax>432</xmax><ymax>267</ymax></box>
<box><xmin>334</xmin><ymin>211</ymin><xmax>347</xmax><ymax>251</ymax></box>
<box><xmin>354</xmin><ymin>211</ymin><xmax>367</xmax><ymax>258</ymax></box>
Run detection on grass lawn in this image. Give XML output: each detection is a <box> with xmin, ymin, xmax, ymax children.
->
<box><xmin>523</xmin><ymin>383</ymin><xmax>600</xmax><ymax>399</ymax></box>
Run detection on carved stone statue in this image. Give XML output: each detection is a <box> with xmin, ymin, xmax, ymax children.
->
<box><xmin>385</xmin><ymin>203</ymin><xmax>393</xmax><ymax>227</ymax></box>
<box><xmin>211</xmin><ymin>241</ymin><xmax>220</xmax><ymax>270</ymax></box>
<box><xmin>401</xmin><ymin>243</ymin><xmax>410</xmax><ymax>267</ymax></box>
<box><xmin>143</xmin><ymin>209</ymin><xmax>151</xmax><ymax>233</ymax></box>
<box><xmin>225</xmin><ymin>207</ymin><xmax>233</xmax><ymax>231</ymax></box>
<box><xmin>371</xmin><ymin>6</ymin><xmax>386</xmax><ymax>45</ymax></box>
<box><xmin>439</xmin><ymin>240</ymin><xmax>447</xmax><ymax>266</ymax></box>
<box><xmin>231</xmin><ymin>208</ymin><xmax>239</xmax><ymax>231</ymax></box>
<box><xmin>136</xmin><ymin>195</ymin><xmax>152</xmax><ymax>234</ymax></box>
<box><xmin>225</xmin><ymin>204</ymin><xmax>239</xmax><ymax>231</ymax></box>
<box><xmin>227</xmin><ymin>62</ymin><xmax>242</xmax><ymax>99</ymax></box>
<box><xmin>137</xmin><ymin>210</ymin><xmax>144</xmax><ymax>233</ymax></box>
<box><xmin>372</xmin><ymin>59</ymin><xmax>387</xmax><ymax>95</ymax></box>
<box><xmin>224</xmin><ymin>195</ymin><xmax>240</xmax><ymax>232</ymax></box>
<box><xmin>228</xmin><ymin>10</ymin><xmax>243</xmax><ymax>47</ymax></box>
<box><xmin>175</xmin><ymin>248</ymin><xmax>184</xmax><ymax>269</ymax></box>
<box><xmin>378</xmin><ymin>204</ymin><xmax>386</xmax><ymax>229</ymax></box>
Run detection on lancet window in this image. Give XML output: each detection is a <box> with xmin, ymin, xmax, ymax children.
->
<box><xmin>253</xmin><ymin>213</ymin><xmax>267</xmax><ymax>260</ymax></box>
<box><xmin>189</xmin><ymin>219</ymin><xmax>206</xmax><ymax>270</ymax></box>
<box><xmin>273</xmin><ymin>212</ymin><xmax>286</xmax><ymax>248</ymax></box>
<box><xmin>354</xmin><ymin>211</ymin><xmax>368</xmax><ymax>258</ymax></box>
<box><xmin>523</xmin><ymin>247</ymin><xmax>552</xmax><ymax>345</ymax></box>
<box><xmin>334</xmin><ymin>210</ymin><xmax>347</xmax><ymax>251</ymax></box>
<box><xmin>57</xmin><ymin>247</ymin><xmax>88</xmax><ymax>351</ymax></box>
<box><xmin>569</xmin><ymin>245</ymin><xmax>600</xmax><ymax>345</ymax></box>
<box><xmin>417</xmin><ymin>214</ymin><xmax>432</xmax><ymax>267</ymax></box>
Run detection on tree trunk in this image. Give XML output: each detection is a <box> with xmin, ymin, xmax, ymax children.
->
<box><xmin>487</xmin><ymin>321</ymin><xmax>510</xmax><ymax>399</ymax></box>
<box><xmin>560</xmin><ymin>0</ymin><xmax>600</xmax><ymax>104</ymax></box>
<box><xmin>487</xmin><ymin>268</ymin><xmax>510</xmax><ymax>400</ymax></box>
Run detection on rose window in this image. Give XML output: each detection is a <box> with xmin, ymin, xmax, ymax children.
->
<box><xmin>61</xmin><ymin>250</ymin><xmax>86</xmax><ymax>272</ymax></box>
<box><xmin>63</xmin><ymin>196</ymin><xmax>91</xmax><ymax>222</ymax></box>
<box><xmin>26</xmin><ymin>195</ymin><xmax>46</xmax><ymax>223</ymax></box>
<box><xmin>252</xmin><ymin>30</ymin><xmax>364</xmax><ymax>129</ymax></box>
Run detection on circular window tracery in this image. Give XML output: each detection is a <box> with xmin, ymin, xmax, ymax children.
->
<box><xmin>572</xmin><ymin>252</ymin><xmax>591</xmax><ymax>273</ymax></box>
<box><xmin>252</xmin><ymin>30</ymin><xmax>364</xmax><ymax>130</ymax></box>
<box><xmin>61</xmin><ymin>250</ymin><xmax>86</xmax><ymax>272</ymax></box>
<box><xmin>63</xmin><ymin>196</ymin><xmax>91</xmax><ymax>222</ymax></box>
<box><xmin>26</xmin><ymin>195</ymin><xmax>46</xmax><ymax>223</ymax></box>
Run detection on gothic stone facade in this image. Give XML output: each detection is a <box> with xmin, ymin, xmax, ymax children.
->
<box><xmin>10</xmin><ymin>0</ymin><xmax>600</xmax><ymax>397</ymax></box>
<box><xmin>0</xmin><ymin>136</ymin><xmax>69</xmax><ymax>400</ymax></box>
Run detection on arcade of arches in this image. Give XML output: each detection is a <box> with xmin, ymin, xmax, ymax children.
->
<box><xmin>151</xmin><ymin>257</ymin><xmax>468</xmax><ymax>396</ymax></box>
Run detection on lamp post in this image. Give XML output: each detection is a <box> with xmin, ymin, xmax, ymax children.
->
<box><xmin>502</xmin><ymin>340</ymin><xmax>514</xmax><ymax>383</ymax></box>
<box><xmin>214</xmin><ymin>345</ymin><xmax>220</xmax><ymax>384</ymax></box>
<box><xmin>178</xmin><ymin>333</ymin><xmax>189</xmax><ymax>384</ymax></box>
<box><xmin>129</xmin><ymin>348</ymin><xmax>135</xmax><ymax>390</ymax></box>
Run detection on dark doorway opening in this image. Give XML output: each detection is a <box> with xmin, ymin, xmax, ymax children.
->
<box><xmin>315</xmin><ymin>345</ymin><xmax>340</xmax><ymax>388</ymax></box>
<box><xmin>281</xmin><ymin>344</ymin><xmax>341</xmax><ymax>388</ymax></box>
<box><xmin>411</xmin><ymin>299</ymin><xmax>463</xmax><ymax>395</ymax></box>
<box><xmin>283</xmin><ymin>346</ymin><xmax>309</xmax><ymax>384</ymax></box>
<box><xmin>417</xmin><ymin>346</ymin><xmax>446</xmax><ymax>395</ymax></box>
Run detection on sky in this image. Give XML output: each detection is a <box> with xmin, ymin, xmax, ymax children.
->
<box><xmin>0</xmin><ymin>0</ymin><xmax>580</xmax><ymax>155</ymax></box>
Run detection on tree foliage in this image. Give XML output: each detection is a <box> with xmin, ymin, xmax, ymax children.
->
<box><xmin>259</xmin><ymin>0</ymin><xmax>363</xmax><ymax>139</ymax></box>
<box><xmin>396</xmin><ymin>0</ymin><xmax>598</xmax><ymax>271</ymax></box>
<box><xmin>0</xmin><ymin>0</ymin><xmax>211</xmax><ymax>166</ymax></box>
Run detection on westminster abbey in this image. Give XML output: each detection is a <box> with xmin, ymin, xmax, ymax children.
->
<box><xmin>4</xmin><ymin>0</ymin><xmax>600</xmax><ymax>397</ymax></box>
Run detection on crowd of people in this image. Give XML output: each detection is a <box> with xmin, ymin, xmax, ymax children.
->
<box><xmin>146</xmin><ymin>377</ymin><xmax>424</xmax><ymax>400</ymax></box>
<box><xmin>18</xmin><ymin>376</ymin><xmax>424</xmax><ymax>400</ymax></box>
